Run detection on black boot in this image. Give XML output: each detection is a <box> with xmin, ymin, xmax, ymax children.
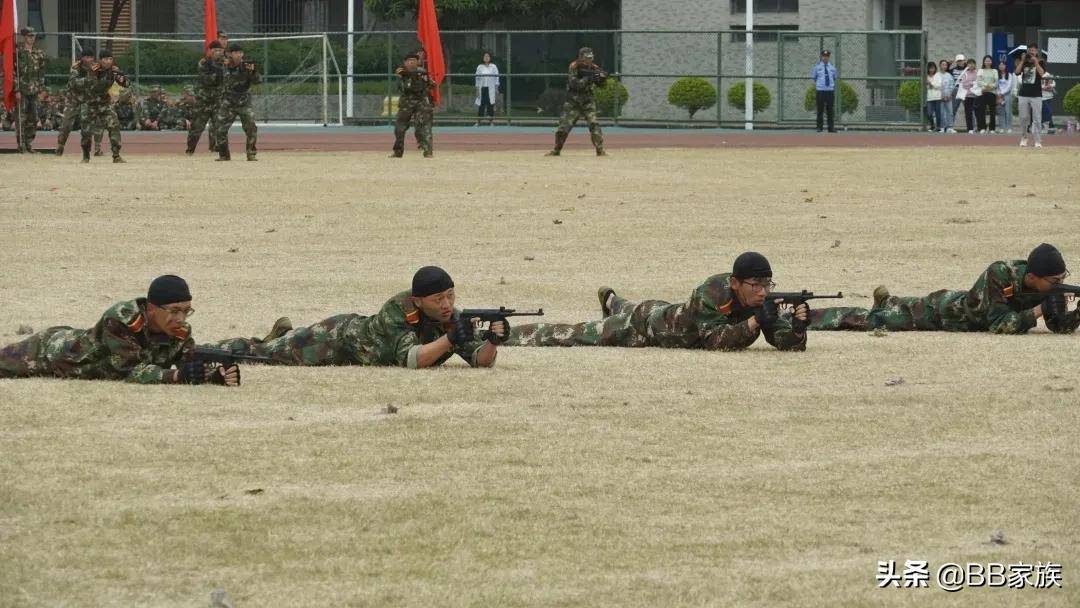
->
<box><xmin>81</xmin><ymin>141</ymin><xmax>91</xmax><ymax>163</ymax></box>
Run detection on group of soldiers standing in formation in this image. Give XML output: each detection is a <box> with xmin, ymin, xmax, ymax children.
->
<box><xmin>7</xmin><ymin>29</ymin><xmax>260</xmax><ymax>162</ymax></box>
<box><xmin>1</xmin><ymin>244</ymin><xmax>1075</xmax><ymax>386</ymax></box>
<box><xmin>10</xmin><ymin>30</ymin><xmax>610</xmax><ymax>160</ymax></box>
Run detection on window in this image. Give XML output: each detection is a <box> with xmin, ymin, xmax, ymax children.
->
<box><xmin>255</xmin><ymin>0</ymin><xmax>347</xmax><ymax>32</ymax></box>
<box><xmin>731</xmin><ymin>0</ymin><xmax>799</xmax><ymax>14</ymax></box>
<box><xmin>137</xmin><ymin>0</ymin><xmax>176</xmax><ymax>33</ymax></box>
<box><xmin>730</xmin><ymin>25</ymin><xmax>799</xmax><ymax>43</ymax></box>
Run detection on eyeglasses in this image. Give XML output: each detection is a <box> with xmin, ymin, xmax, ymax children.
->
<box><xmin>742</xmin><ymin>280</ymin><xmax>776</xmax><ymax>292</ymax></box>
<box><xmin>161</xmin><ymin>306</ymin><xmax>195</xmax><ymax>318</ymax></box>
<box><xmin>1044</xmin><ymin>271</ymin><xmax>1070</xmax><ymax>285</ymax></box>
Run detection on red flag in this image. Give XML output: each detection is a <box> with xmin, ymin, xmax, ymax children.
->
<box><xmin>204</xmin><ymin>0</ymin><xmax>218</xmax><ymax>51</ymax></box>
<box><xmin>416</xmin><ymin>0</ymin><xmax>445</xmax><ymax>105</ymax></box>
<box><xmin>1</xmin><ymin>0</ymin><xmax>17</xmax><ymax>111</ymax></box>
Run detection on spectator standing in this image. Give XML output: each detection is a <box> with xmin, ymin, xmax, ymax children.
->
<box><xmin>996</xmin><ymin>60</ymin><xmax>1017</xmax><ymax>133</ymax></box>
<box><xmin>925</xmin><ymin>62</ymin><xmax>944</xmax><ymax>132</ymax></box>
<box><xmin>1041</xmin><ymin>71</ymin><xmax>1056</xmax><ymax>133</ymax></box>
<box><xmin>957</xmin><ymin>59</ymin><xmax>978</xmax><ymax>133</ymax></box>
<box><xmin>938</xmin><ymin>59</ymin><xmax>956</xmax><ymax>132</ymax></box>
<box><xmin>975</xmin><ymin>55</ymin><xmax>998</xmax><ymax>133</ymax></box>
<box><xmin>474</xmin><ymin>52</ymin><xmax>500</xmax><ymax>127</ymax></box>
<box><xmin>810</xmin><ymin>49</ymin><xmax>837</xmax><ymax>133</ymax></box>
<box><xmin>949</xmin><ymin>54</ymin><xmax>967</xmax><ymax>131</ymax></box>
<box><xmin>1015</xmin><ymin>43</ymin><xmax>1046</xmax><ymax>148</ymax></box>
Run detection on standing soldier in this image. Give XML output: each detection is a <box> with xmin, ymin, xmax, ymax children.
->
<box><xmin>187</xmin><ymin>41</ymin><xmax>225</xmax><ymax>155</ymax></box>
<box><xmin>55</xmin><ymin>49</ymin><xmax>95</xmax><ymax>157</ymax></box>
<box><xmin>138</xmin><ymin>85</ymin><xmax>166</xmax><ymax>130</ymax></box>
<box><xmin>213</xmin><ymin>43</ymin><xmax>260</xmax><ymax>162</ymax></box>
<box><xmin>79</xmin><ymin>51</ymin><xmax>126</xmax><ymax>163</ymax></box>
<box><xmin>0</xmin><ymin>275</ymin><xmax>239</xmax><ymax>386</ymax></box>
<box><xmin>205</xmin><ymin>267</ymin><xmax>505</xmax><ymax>369</ymax></box>
<box><xmin>506</xmin><ymin>252</ymin><xmax>808</xmax><ymax>351</ymax></box>
<box><xmin>546</xmin><ymin>47</ymin><xmax>607</xmax><ymax>157</ymax></box>
<box><xmin>114</xmin><ymin>89</ymin><xmax>140</xmax><ymax>130</ymax></box>
<box><xmin>14</xmin><ymin>27</ymin><xmax>47</xmax><ymax>152</ymax></box>
<box><xmin>809</xmin><ymin>244</ymin><xmax>1079</xmax><ymax>334</ymax></box>
<box><xmin>390</xmin><ymin>53</ymin><xmax>435</xmax><ymax>158</ymax></box>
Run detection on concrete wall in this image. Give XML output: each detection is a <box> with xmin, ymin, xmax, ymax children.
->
<box><xmin>924</xmin><ymin>0</ymin><xmax>978</xmax><ymax>63</ymax></box>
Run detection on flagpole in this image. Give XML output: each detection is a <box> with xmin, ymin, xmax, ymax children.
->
<box><xmin>744</xmin><ymin>0</ymin><xmax>754</xmax><ymax>131</ymax></box>
<box><xmin>346</xmin><ymin>0</ymin><xmax>354</xmax><ymax>119</ymax></box>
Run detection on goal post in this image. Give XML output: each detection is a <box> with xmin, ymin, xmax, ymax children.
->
<box><xmin>71</xmin><ymin>33</ymin><xmax>343</xmax><ymax>126</ymax></box>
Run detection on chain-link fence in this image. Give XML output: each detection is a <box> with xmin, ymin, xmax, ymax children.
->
<box><xmin>19</xmin><ymin>29</ymin><xmax>929</xmax><ymax>127</ymax></box>
<box><xmin>1038</xmin><ymin>29</ymin><xmax>1079</xmax><ymax>127</ymax></box>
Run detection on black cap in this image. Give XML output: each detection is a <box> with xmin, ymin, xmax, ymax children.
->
<box><xmin>1027</xmin><ymin>243</ymin><xmax>1066</xmax><ymax>278</ymax></box>
<box><xmin>148</xmin><ymin>275</ymin><xmax>192</xmax><ymax>306</ymax></box>
<box><xmin>822</xmin><ymin>49</ymin><xmax>831</xmax><ymax>56</ymax></box>
<box><xmin>208</xmin><ymin>40</ymin><xmax>223</xmax><ymax>49</ymax></box>
<box><xmin>98</xmin><ymin>50</ymin><xmax>113</xmax><ymax>59</ymax></box>
<box><xmin>732</xmin><ymin>252</ymin><xmax>773</xmax><ymax>280</ymax></box>
<box><xmin>227</xmin><ymin>43</ymin><xmax>243</xmax><ymax>52</ymax></box>
<box><xmin>404</xmin><ymin>53</ymin><xmax>420</xmax><ymax>61</ymax></box>
<box><xmin>411</xmin><ymin>266</ymin><xmax>454</xmax><ymax>298</ymax></box>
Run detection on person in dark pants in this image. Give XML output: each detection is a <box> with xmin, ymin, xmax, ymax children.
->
<box><xmin>810</xmin><ymin>50</ymin><xmax>837</xmax><ymax>132</ymax></box>
<box><xmin>474</xmin><ymin>51</ymin><xmax>499</xmax><ymax>126</ymax></box>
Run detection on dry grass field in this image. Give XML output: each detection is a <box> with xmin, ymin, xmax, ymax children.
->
<box><xmin>1</xmin><ymin>146</ymin><xmax>1079</xmax><ymax>607</ymax></box>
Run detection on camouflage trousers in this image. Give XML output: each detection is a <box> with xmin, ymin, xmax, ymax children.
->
<box><xmin>213</xmin><ymin>102</ymin><xmax>257</xmax><ymax>158</ymax></box>
<box><xmin>208</xmin><ymin>314</ymin><xmax>366</xmax><ymax>366</ymax></box>
<box><xmin>393</xmin><ymin>97</ymin><xmax>433</xmax><ymax>155</ymax></box>
<box><xmin>553</xmin><ymin>97</ymin><xmax>603</xmax><ymax>152</ymax></box>
<box><xmin>506</xmin><ymin>294</ymin><xmax>688</xmax><ymax>348</ymax></box>
<box><xmin>14</xmin><ymin>94</ymin><xmax>39</xmax><ymax>150</ymax></box>
<box><xmin>0</xmin><ymin>327</ymin><xmax>71</xmax><ymax>378</ymax></box>
<box><xmin>808</xmin><ymin>290</ymin><xmax>979</xmax><ymax>331</ymax></box>
<box><xmin>80</xmin><ymin>103</ymin><xmax>121</xmax><ymax>157</ymax></box>
<box><xmin>57</xmin><ymin>100</ymin><xmax>102</xmax><ymax>150</ymax></box>
<box><xmin>187</xmin><ymin>98</ymin><xmax>219</xmax><ymax>153</ymax></box>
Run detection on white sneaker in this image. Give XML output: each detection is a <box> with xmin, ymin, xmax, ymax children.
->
<box><xmin>1034</xmin><ymin>142</ymin><xmax>1043</xmax><ymax>148</ymax></box>
<box><xmin>1007</xmin><ymin>128</ymin><xmax>1013</xmax><ymax>134</ymax></box>
<box><xmin>979</xmin><ymin>129</ymin><xmax>986</xmax><ymax>134</ymax></box>
<box><xmin>948</xmin><ymin>128</ymin><xmax>957</xmax><ymax>133</ymax></box>
<box><xmin>1020</xmin><ymin>138</ymin><xmax>1028</xmax><ymax>147</ymax></box>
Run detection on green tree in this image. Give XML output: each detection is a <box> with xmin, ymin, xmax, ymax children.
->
<box><xmin>727</xmin><ymin>81</ymin><xmax>771</xmax><ymax>114</ymax></box>
<box><xmin>803</xmin><ymin>81</ymin><xmax>859</xmax><ymax>115</ymax></box>
<box><xmin>1063</xmin><ymin>83</ymin><xmax>1080</xmax><ymax>120</ymax></box>
<box><xmin>667</xmin><ymin>77</ymin><xmax>718</xmax><ymax>119</ymax></box>
<box><xmin>594</xmin><ymin>78</ymin><xmax>629</xmax><ymax>116</ymax></box>
<box><xmin>896</xmin><ymin>80</ymin><xmax>922</xmax><ymax>113</ymax></box>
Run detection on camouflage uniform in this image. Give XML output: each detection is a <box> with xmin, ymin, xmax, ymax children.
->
<box><xmin>0</xmin><ymin>299</ymin><xmax>192</xmax><ymax>383</ymax></box>
<box><xmin>392</xmin><ymin>66</ymin><xmax>434</xmax><ymax>157</ymax></box>
<box><xmin>188</xmin><ymin>56</ymin><xmax>225</xmax><ymax>153</ymax></box>
<box><xmin>79</xmin><ymin>63</ymin><xmax>124</xmax><ymax>160</ymax></box>
<box><xmin>206</xmin><ymin>291</ymin><xmax>489</xmax><ymax>368</ymax></box>
<box><xmin>158</xmin><ymin>101</ymin><xmax>184</xmax><ymax>130</ymax></box>
<box><xmin>809</xmin><ymin>260</ymin><xmax>1080</xmax><ymax>334</ymax></box>
<box><xmin>15</xmin><ymin>43</ymin><xmax>47</xmax><ymax>151</ymax></box>
<box><xmin>213</xmin><ymin>60</ymin><xmax>260</xmax><ymax>160</ymax></box>
<box><xmin>174</xmin><ymin>92</ymin><xmax>196</xmax><ymax>130</ymax></box>
<box><xmin>507</xmin><ymin>273</ymin><xmax>806</xmax><ymax>351</ymax></box>
<box><xmin>551</xmin><ymin>59</ymin><xmax>605</xmax><ymax>155</ymax></box>
<box><xmin>56</xmin><ymin>60</ymin><xmax>91</xmax><ymax>153</ymax></box>
<box><xmin>114</xmin><ymin>92</ymin><xmax>140</xmax><ymax>130</ymax></box>
<box><xmin>34</xmin><ymin>94</ymin><xmax>53</xmax><ymax>130</ymax></box>
<box><xmin>138</xmin><ymin>91</ymin><xmax>166</xmax><ymax>129</ymax></box>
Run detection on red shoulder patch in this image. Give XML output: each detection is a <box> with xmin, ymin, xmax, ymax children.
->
<box><xmin>127</xmin><ymin>313</ymin><xmax>145</xmax><ymax>333</ymax></box>
<box><xmin>717</xmin><ymin>300</ymin><xmax>733</xmax><ymax>315</ymax></box>
<box><xmin>1002</xmin><ymin>285</ymin><xmax>1014</xmax><ymax>298</ymax></box>
<box><xmin>172</xmin><ymin>326</ymin><xmax>190</xmax><ymax>340</ymax></box>
<box><xmin>404</xmin><ymin>309</ymin><xmax>421</xmax><ymax>326</ymax></box>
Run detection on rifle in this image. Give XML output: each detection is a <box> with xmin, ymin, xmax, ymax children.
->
<box><xmin>459</xmin><ymin>307</ymin><xmax>545</xmax><ymax>341</ymax></box>
<box><xmin>764</xmin><ymin>290</ymin><xmax>844</xmax><ymax>307</ymax></box>
<box><xmin>1049</xmin><ymin>283</ymin><xmax>1080</xmax><ymax>296</ymax></box>
<box><xmin>577</xmin><ymin>67</ymin><xmax>608</xmax><ymax>86</ymax></box>
<box><xmin>191</xmin><ymin>346</ymin><xmax>273</xmax><ymax>367</ymax></box>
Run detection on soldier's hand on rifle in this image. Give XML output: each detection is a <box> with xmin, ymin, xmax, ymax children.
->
<box><xmin>177</xmin><ymin>360</ymin><xmax>206</xmax><ymax>385</ymax></box>
<box><xmin>487</xmin><ymin>319</ymin><xmax>510</xmax><ymax>344</ymax></box>
<box><xmin>753</xmin><ymin>301</ymin><xmax>779</xmax><ymax>332</ymax></box>
<box><xmin>447</xmin><ymin>314</ymin><xmax>475</xmax><ymax>346</ymax></box>
<box><xmin>208</xmin><ymin>364</ymin><xmax>241</xmax><ymax>386</ymax></box>
<box><xmin>791</xmin><ymin>303</ymin><xmax>810</xmax><ymax>333</ymax></box>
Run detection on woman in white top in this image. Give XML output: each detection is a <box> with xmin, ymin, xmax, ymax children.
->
<box><xmin>1041</xmin><ymin>71</ymin><xmax>1056</xmax><ymax>132</ymax></box>
<box><xmin>474</xmin><ymin>52</ymin><xmax>500</xmax><ymax>126</ymax></box>
<box><xmin>925</xmin><ymin>62</ymin><xmax>944</xmax><ymax>132</ymax></box>
<box><xmin>996</xmin><ymin>60</ymin><xmax>1017</xmax><ymax>133</ymax></box>
<box><xmin>938</xmin><ymin>59</ymin><xmax>956</xmax><ymax>132</ymax></box>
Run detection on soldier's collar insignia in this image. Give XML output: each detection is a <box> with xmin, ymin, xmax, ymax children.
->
<box><xmin>127</xmin><ymin>313</ymin><xmax>146</xmax><ymax>333</ymax></box>
<box><xmin>1003</xmin><ymin>285</ymin><xmax>1015</xmax><ymax>299</ymax></box>
<box><xmin>717</xmin><ymin>299</ymin><xmax>734</xmax><ymax>314</ymax></box>
<box><xmin>404</xmin><ymin>309</ymin><xmax>421</xmax><ymax>326</ymax></box>
<box><xmin>172</xmin><ymin>326</ymin><xmax>190</xmax><ymax>340</ymax></box>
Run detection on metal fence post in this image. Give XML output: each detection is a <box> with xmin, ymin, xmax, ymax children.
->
<box><xmin>778</xmin><ymin>33</ymin><xmax>785</xmax><ymax>123</ymax></box>
<box><xmin>613</xmin><ymin>30</ymin><xmax>620</xmax><ymax>126</ymax></box>
<box><xmin>717</xmin><ymin>31</ymin><xmax>722</xmax><ymax>127</ymax></box>
<box><xmin>134</xmin><ymin>38</ymin><xmax>140</xmax><ymax>92</ymax></box>
<box><xmin>506</xmin><ymin>32</ymin><xmax>513</xmax><ymax>126</ymax></box>
<box><xmin>263</xmin><ymin>39</ymin><xmax>271</xmax><ymax>122</ymax></box>
<box><xmin>835</xmin><ymin>35</ymin><xmax>842</xmax><ymax>129</ymax></box>
<box><xmin>386</xmin><ymin>32</ymin><xmax>393</xmax><ymax>126</ymax></box>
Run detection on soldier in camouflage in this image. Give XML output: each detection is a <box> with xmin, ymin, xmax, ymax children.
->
<box><xmin>546</xmin><ymin>47</ymin><xmax>607</xmax><ymax>157</ymax></box>
<box><xmin>114</xmin><ymin>89</ymin><xmax>140</xmax><ymax>130</ymax></box>
<box><xmin>138</xmin><ymin>86</ymin><xmax>167</xmax><ymax>130</ymax></box>
<box><xmin>14</xmin><ymin>28</ymin><xmax>47</xmax><ymax>152</ymax></box>
<box><xmin>207</xmin><ymin>267</ymin><xmax>507</xmax><ymax>368</ymax></box>
<box><xmin>34</xmin><ymin>89</ymin><xmax>53</xmax><ymax>130</ymax></box>
<box><xmin>174</xmin><ymin>87</ymin><xmax>196</xmax><ymax>130</ymax></box>
<box><xmin>809</xmin><ymin>243</ymin><xmax>1079</xmax><ymax>334</ymax></box>
<box><xmin>55</xmin><ymin>49</ymin><xmax>95</xmax><ymax>156</ymax></box>
<box><xmin>78</xmin><ymin>51</ymin><xmax>125</xmax><ymax>163</ymax></box>
<box><xmin>212</xmin><ymin>43</ymin><xmax>260</xmax><ymax>161</ymax></box>
<box><xmin>507</xmin><ymin>252</ymin><xmax>808</xmax><ymax>351</ymax></box>
<box><xmin>188</xmin><ymin>41</ymin><xmax>226</xmax><ymax>155</ymax></box>
<box><xmin>390</xmin><ymin>53</ymin><xmax>435</xmax><ymax>158</ymax></box>
<box><xmin>0</xmin><ymin>276</ymin><xmax>239</xmax><ymax>386</ymax></box>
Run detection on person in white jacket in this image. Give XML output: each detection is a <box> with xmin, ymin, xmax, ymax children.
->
<box><xmin>474</xmin><ymin>52</ymin><xmax>500</xmax><ymax>126</ymax></box>
<box><xmin>926</xmin><ymin>62</ymin><xmax>945</xmax><ymax>132</ymax></box>
<box><xmin>996</xmin><ymin>60</ymin><xmax>1017</xmax><ymax>133</ymax></box>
